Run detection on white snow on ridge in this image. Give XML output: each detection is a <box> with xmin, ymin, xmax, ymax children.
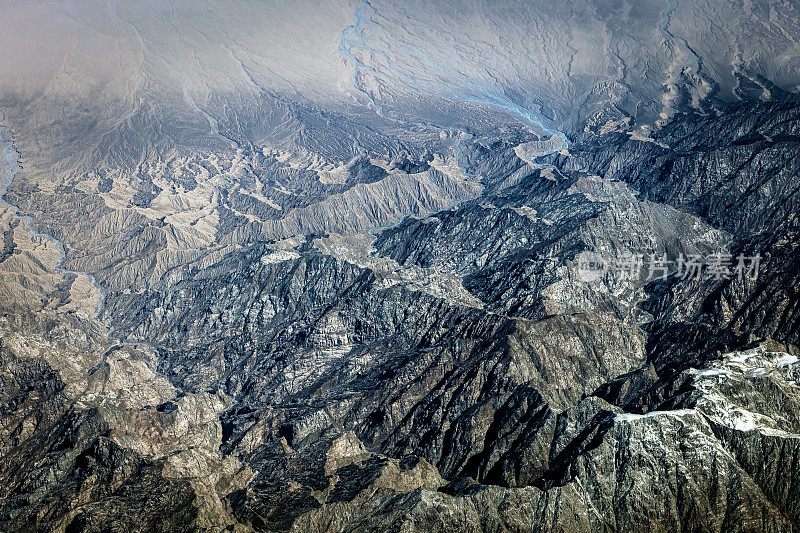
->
<box><xmin>616</xmin><ymin>345</ymin><xmax>800</xmax><ymax>439</ymax></box>
<box><xmin>615</xmin><ymin>409</ymin><xmax>695</xmax><ymax>423</ymax></box>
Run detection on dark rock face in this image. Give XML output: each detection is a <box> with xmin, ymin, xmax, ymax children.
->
<box><xmin>0</xmin><ymin>316</ymin><xmax>199</xmax><ymax>533</ymax></box>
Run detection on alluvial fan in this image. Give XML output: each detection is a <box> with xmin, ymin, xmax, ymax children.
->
<box><xmin>0</xmin><ymin>1</ymin><xmax>799</xmax><ymax>531</ymax></box>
